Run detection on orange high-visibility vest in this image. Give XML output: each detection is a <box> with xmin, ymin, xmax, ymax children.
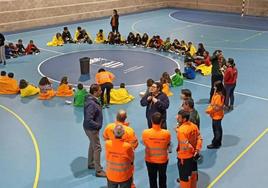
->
<box><xmin>207</xmin><ymin>93</ymin><xmax>224</xmax><ymax>120</ymax></box>
<box><xmin>106</xmin><ymin>139</ymin><xmax>134</xmax><ymax>182</ymax></box>
<box><xmin>176</xmin><ymin>121</ymin><xmax>202</xmax><ymax>159</ymax></box>
<box><xmin>95</xmin><ymin>71</ymin><xmax>115</xmax><ymax>85</ymax></box>
<box><xmin>103</xmin><ymin>121</ymin><xmax>138</xmax><ymax>149</ymax></box>
<box><xmin>142</xmin><ymin>124</ymin><xmax>171</xmax><ymax>164</ymax></box>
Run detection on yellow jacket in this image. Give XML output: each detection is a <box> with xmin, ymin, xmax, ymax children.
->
<box><xmin>20</xmin><ymin>85</ymin><xmax>40</xmax><ymax>97</ymax></box>
<box><xmin>47</xmin><ymin>36</ymin><xmax>64</xmax><ymax>46</ymax></box>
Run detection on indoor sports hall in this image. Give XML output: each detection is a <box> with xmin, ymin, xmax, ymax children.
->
<box><xmin>0</xmin><ymin>1</ymin><xmax>268</xmax><ymax>188</ymax></box>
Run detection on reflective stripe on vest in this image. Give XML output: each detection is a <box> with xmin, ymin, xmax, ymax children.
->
<box><xmin>107</xmin><ymin>160</ymin><xmax>132</xmax><ymax>172</ymax></box>
<box><xmin>147</xmin><ymin>147</ymin><xmax>167</xmax><ymax>156</ymax></box>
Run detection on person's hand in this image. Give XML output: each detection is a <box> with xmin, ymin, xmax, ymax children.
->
<box><xmin>152</xmin><ymin>97</ymin><xmax>158</xmax><ymax>103</ymax></box>
<box><xmin>147</xmin><ymin>96</ymin><xmax>152</xmax><ymax>101</ymax></box>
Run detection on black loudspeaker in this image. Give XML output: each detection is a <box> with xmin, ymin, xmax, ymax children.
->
<box><xmin>79</xmin><ymin>57</ymin><xmax>90</xmax><ymax>75</ymax></box>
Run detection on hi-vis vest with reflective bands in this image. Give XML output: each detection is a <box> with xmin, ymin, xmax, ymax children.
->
<box><xmin>103</xmin><ymin>122</ymin><xmax>138</xmax><ymax>149</ymax></box>
<box><xmin>105</xmin><ymin>139</ymin><xmax>134</xmax><ymax>182</ymax></box>
<box><xmin>142</xmin><ymin>125</ymin><xmax>171</xmax><ymax>164</ymax></box>
<box><xmin>95</xmin><ymin>71</ymin><xmax>115</xmax><ymax>85</ymax></box>
<box><xmin>176</xmin><ymin>121</ymin><xmax>202</xmax><ymax>159</ymax></box>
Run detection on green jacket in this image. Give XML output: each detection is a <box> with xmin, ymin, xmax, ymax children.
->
<box><xmin>73</xmin><ymin>89</ymin><xmax>88</xmax><ymax>107</ymax></box>
<box><xmin>171</xmin><ymin>73</ymin><xmax>183</xmax><ymax>87</ymax></box>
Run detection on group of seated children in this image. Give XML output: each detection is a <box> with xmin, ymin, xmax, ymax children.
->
<box><xmin>0</xmin><ymin>71</ymin><xmax>135</xmax><ymax>107</ymax></box>
<box><xmin>5</xmin><ymin>40</ymin><xmax>40</xmax><ymax>59</ymax></box>
<box><xmin>47</xmin><ymin>26</ymin><xmax>93</xmax><ymax>46</ymax></box>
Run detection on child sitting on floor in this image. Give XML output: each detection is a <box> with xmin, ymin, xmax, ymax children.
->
<box><xmin>109</xmin><ymin>83</ymin><xmax>134</xmax><ymax>104</ymax></box>
<box><xmin>56</xmin><ymin>76</ymin><xmax>74</xmax><ymax>97</ymax></box>
<box><xmin>171</xmin><ymin>68</ymin><xmax>183</xmax><ymax>87</ymax></box>
<box><xmin>38</xmin><ymin>77</ymin><xmax>55</xmax><ymax>100</ymax></box>
<box><xmin>16</xmin><ymin>39</ymin><xmax>26</xmax><ymax>56</ymax></box>
<box><xmin>47</xmin><ymin>33</ymin><xmax>64</xmax><ymax>46</ymax></box>
<box><xmin>0</xmin><ymin>72</ymin><xmax>19</xmax><ymax>94</ymax></box>
<box><xmin>73</xmin><ymin>83</ymin><xmax>88</xmax><ymax>107</ymax></box>
<box><xmin>25</xmin><ymin>40</ymin><xmax>40</xmax><ymax>54</ymax></box>
<box><xmin>183</xmin><ymin>62</ymin><xmax>196</xmax><ymax>79</ymax></box>
<box><xmin>19</xmin><ymin>79</ymin><xmax>40</xmax><ymax>97</ymax></box>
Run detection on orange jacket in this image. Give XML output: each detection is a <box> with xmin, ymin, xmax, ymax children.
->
<box><xmin>206</xmin><ymin>93</ymin><xmax>224</xmax><ymax>120</ymax></box>
<box><xmin>103</xmin><ymin>121</ymin><xmax>138</xmax><ymax>149</ymax></box>
<box><xmin>0</xmin><ymin>77</ymin><xmax>19</xmax><ymax>94</ymax></box>
<box><xmin>142</xmin><ymin>124</ymin><xmax>171</xmax><ymax>164</ymax></box>
<box><xmin>176</xmin><ymin>121</ymin><xmax>202</xmax><ymax>159</ymax></box>
<box><xmin>95</xmin><ymin>71</ymin><xmax>115</xmax><ymax>85</ymax></box>
<box><xmin>106</xmin><ymin>139</ymin><xmax>134</xmax><ymax>182</ymax></box>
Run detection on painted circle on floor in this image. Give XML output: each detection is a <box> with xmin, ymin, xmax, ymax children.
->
<box><xmin>38</xmin><ymin>49</ymin><xmax>179</xmax><ymax>87</ymax></box>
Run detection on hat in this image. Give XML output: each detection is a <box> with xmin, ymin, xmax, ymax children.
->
<box><xmin>113</xmin><ymin>124</ymin><xmax>125</xmax><ymax>138</ymax></box>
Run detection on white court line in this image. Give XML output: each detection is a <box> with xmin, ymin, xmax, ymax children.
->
<box><xmin>240</xmin><ymin>31</ymin><xmax>265</xmax><ymax>42</ymax></box>
<box><xmin>124</xmin><ymin>66</ymin><xmax>144</xmax><ymax>73</ymax></box>
<box><xmin>37</xmin><ymin>48</ymin><xmax>180</xmax><ymax>87</ymax></box>
<box><xmin>124</xmin><ymin>66</ymin><xmax>139</xmax><ymax>72</ymax></box>
<box><xmin>184</xmin><ymin>80</ymin><xmax>268</xmax><ymax>101</ymax></box>
<box><xmin>168</xmin><ymin>11</ymin><xmax>268</xmax><ymax>32</ymax></box>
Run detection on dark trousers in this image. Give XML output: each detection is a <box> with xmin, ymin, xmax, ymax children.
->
<box><xmin>112</xmin><ymin>25</ymin><xmax>119</xmax><ymax>33</ymax></box>
<box><xmin>224</xmin><ymin>84</ymin><xmax>236</xmax><ymax>107</ymax></box>
<box><xmin>100</xmin><ymin>82</ymin><xmax>113</xmax><ymax>105</ymax></box>
<box><xmin>210</xmin><ymin>74</ymin><xmax>223</xmax><ymax>101</ymax></box>
<box><xmin>107</xmin><ymin>177</ymin><xmax>132</xmax><ymax>188</ymax></box>
<box><xmin>146</xmin><ymin>161</ymin><xmax>168</xmax><ymax>188</ymax></box>
<box><xmin>212</xmin><ymin>119</ymin><xmax>222</xmax><ymax>146</ymax></box>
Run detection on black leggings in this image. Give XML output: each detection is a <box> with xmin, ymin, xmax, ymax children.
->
<box><xmin>100</xmin><ymin>82</ymin><xmax>113</xmax><ymax>105</ymax></box>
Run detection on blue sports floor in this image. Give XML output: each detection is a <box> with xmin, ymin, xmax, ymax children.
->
<box><xmin>1</xmin><ymin>8</ymin><xmax>268</xmax><ymax>188</ymax></box>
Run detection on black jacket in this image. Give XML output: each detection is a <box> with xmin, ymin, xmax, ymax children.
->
<box><xmin>0</xmin><ymin>33</ymin><xmax>5</xmax><ymax>46</ymax></box>
<box><xmin>140</xmin><ymin>92</ymin><xmax>169</xmax><ymax>121</ymax></box>
<box><xmin>83</xmin><ymin>95</ymin><xmax>103</xmax><ymax>130</ymax></box>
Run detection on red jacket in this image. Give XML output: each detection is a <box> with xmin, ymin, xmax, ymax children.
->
<box><xmin>224</xmin><ymin>67</ymin><xmax>238</xmax><ymax>85</ymax></box>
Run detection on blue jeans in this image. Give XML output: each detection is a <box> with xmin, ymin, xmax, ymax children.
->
<box><xmin>224</xmin><ymin>84</ymin><xmax>236</xmax><ymax>107</ymax></box>
<box><xmin>212</xmin><ymin>119</ymin><xmax>222</xmax><ymax>146</ymax></box>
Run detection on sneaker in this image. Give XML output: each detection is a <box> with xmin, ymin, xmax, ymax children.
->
<box><xmin>229</xmin><ymin>105</ymin><xmax>234</xmax><ymax>111</ymax></box>
<box><xmin>96</xmin><ymin>170</ymin><xmax>106</xmax><ymax>177</ymax></box>
<box><xmin>3</xmin><ymin>61</ymin><xmax>6</xmax><ymax>65</ymax></box>
<box><xmin>105</xmin><ymin>104</ymin><xmax>110</xmax><ymax>108</ymax></box>
<box><xmin>207</xmin><ymin>144</ymin><xmax>220</xmax><ymax>149</ymax></box>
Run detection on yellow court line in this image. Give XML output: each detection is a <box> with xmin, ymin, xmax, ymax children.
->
<box><xmin>0</xmin><ymin>104</ymin><xmax>40</xmax><ymax>188</ymax></box>
<box><xmin>207</xmin><ymin>128</ymin><xmax>268</xmax><ymax>188</ymax></box>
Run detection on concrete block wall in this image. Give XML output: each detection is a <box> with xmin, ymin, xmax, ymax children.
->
<box><xmin>0</xmin><ymin>0</ymin><xmax>267</xmax><ymax>33</ymax></box>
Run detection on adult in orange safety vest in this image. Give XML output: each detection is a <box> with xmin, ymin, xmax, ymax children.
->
<box><xmin>106</xmin><ymin>124</ymin><xmax>134</xmax><ymax>188</ymax></box>
<box><xmin>103</xmin><ymin>109</ymin><xmax>138</xmax><ymax>149</ymax></box>
<box><xmin>142</xmin><ymin>112</ymin><xmax>171</xmax><ymax>188</ymax></box>
<box><xmin>206</xmin><ymin>81</ymin><xmax>225</xmax><ymax>149</ymax></box>
<box><xmin>95</xmin><ymin>68</ymin><xmax>115</xmax><ymax>108</ymax></box>
<box><xmin>176</xmin><ymin>110</ymin><xmax>202</xmax><ymax>188</ymax></box>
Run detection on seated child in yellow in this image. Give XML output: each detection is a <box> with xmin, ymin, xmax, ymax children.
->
<box><xmin>47</xmin><ymin>33</ymin><xmax>64</xmax><ymax>46</ymax></box>
<box><xmin>109</xmin><ymin>83</ymin><xmax>134</xmax><ymax>104</ymax></box>
<box><xmin>19</xmin><ymin>79</ymin><xmax>40</xmax><ymax>97</ymax></box>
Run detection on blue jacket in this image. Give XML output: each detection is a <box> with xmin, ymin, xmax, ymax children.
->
<box><xmin>140</xmin><ymin>92</ymin><xmax>169</xmax><ymax>121</ymax></box>
<box><xmin>83</xmin><ymin>95</ymin><xmax>103</xmax><ymax>130</ymax></box>
<box><xmin>184</xmin><ymin>67</ymin><xmax>196</xmax><ymax>79</ymax></box>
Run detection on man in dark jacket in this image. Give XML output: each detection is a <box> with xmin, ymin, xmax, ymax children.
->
<box><xmin>83</xmin><ymin>83</ymin><xmax>106</xmax><ymax>177</ymax></box>
<box><xmin>110</xmin><ymin>9</ymin><xmax>119</xmax><ymax>33</ymax></box>
<box><xmin>141</xmin><ymin>82</ymin><xmax>169</xmax><ymax>129</ymax></box>
<box><xmin>62</xmin><ymin>27</ymin><xmax>74</xmax><ymax>43</ymax></box>
<box><xmin>0</xmin><ymin>33</ymin><xmax>6</xmax><ymax>65</ymax></box>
